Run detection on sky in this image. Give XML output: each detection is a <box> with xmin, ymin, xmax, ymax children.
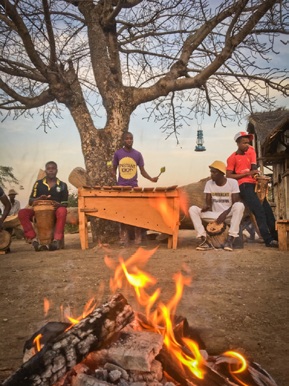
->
<box><xmin>1</xmin><ymin>90</ymin><xmax>288</xmax><ymax>209</ymax></box>
<box><xmin>0</xmin><ymin>2</ymin><xmax>288</xmax><ymax>209</ymax></box>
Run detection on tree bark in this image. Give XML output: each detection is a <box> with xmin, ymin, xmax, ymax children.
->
<box><xmin>2</xmin><ymin>293</ymin><xmax>134</xmax><ymax>386</ymax></box>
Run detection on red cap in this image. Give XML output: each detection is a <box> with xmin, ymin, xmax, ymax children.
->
<box><xmin>234</xmin><ymin>131</ymin><xmax>254</xmax><ymax>142</ymax></box>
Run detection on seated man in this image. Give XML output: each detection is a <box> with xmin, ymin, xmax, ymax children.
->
<box><xmin>189</xmin><ymin>160</ymin><xmax>245</xmax><ymax>251</ymax></box>
<box><xmin>7</xmin><ymin>189</ymin><xmax>20</xmax><ymax>215</ymax></box>
<box><xmin>18</xmin><ymin>161</ymin><xmax>68</xmax><ymax>251</ymax></box>
<box><xmin>3</xmin><ymin>189</ymin><xmax>22</xmax><ymax>238</ymax></box>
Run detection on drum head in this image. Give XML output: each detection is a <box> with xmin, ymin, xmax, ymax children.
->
<box><xmin>206</xmin><ymin>221</ymin><xmax>226</xmax><ymax>236</ymax></box>
<box><xmin>0</xmin><ymin>230</ymin><xmax>11</xmax><ymax>250</ymax></box>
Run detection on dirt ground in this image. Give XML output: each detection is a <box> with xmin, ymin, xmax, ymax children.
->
<box><xmin>0</xmin><ymin>231</ymin><xmax>288</xmax><ymax>386</ymax></box>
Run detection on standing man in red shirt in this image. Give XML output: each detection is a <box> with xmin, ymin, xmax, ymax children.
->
<box><xmin>226</xmin><ymin>132</ymin><xmax>278</xmax><ymax>248</ymax></box>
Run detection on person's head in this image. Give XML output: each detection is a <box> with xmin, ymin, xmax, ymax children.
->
<box><xmin>234</xmin><ymin>131</ymin><xmax>253</xmax><ymax>153</ymax></box>
<box><xmin>8</xmin><ymin>189</ymin><xmax>18</xmax><ymax>203</ymax></box>
<box><xmin>45</xmin><ymin>161</ymin><xmax>58</xmax><ymax>179</ymax></box>
<box><xmin>209</xmin><ymin>160</ymin><xmax>226</xmax><ymax>183</ymax></box>
<box><xmin>122</xmin><ymin>132</ymin><xmax>134</xmax><ymax>150</ymax></box>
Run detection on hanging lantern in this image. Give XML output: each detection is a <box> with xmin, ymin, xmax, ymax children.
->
<box><xmin>195</xmin><ymin>129</ymin><xmax>206</xmax><ymax>152</ymax></box>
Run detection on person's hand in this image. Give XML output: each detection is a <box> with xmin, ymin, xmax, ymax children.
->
<box><xmin>201</xmin><ymin>205</ymin><xmax>210</xmax><ymax>213</ymax></box>
<box><xmin>51</xmin><ymin>201</ymin><xmax>61</xmax><ymax>209</ymax></box>
<box><xmin>38</xmin><ymin>195</ymin><xmax>51</xmax><ymax>200</ymax></box>
<box><xmin>216</xmin><ymin>213</ymin><xmax>227</xmax><ymax>224</ymax></box>
<box><xmin>249</xmin><ymin>170</ymin><xmax>260</xmax><ymax>177</ymax></box>
<box><xmin>151</xmin><ymin>177</ymin><xmax>159</xmax><ymax>183</ymax></box>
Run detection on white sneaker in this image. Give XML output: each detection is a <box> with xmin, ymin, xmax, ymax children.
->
<box><xmin>196</xmin><ymin>237</ymin><xmax>213</xmax><ymax>251</ymax></box>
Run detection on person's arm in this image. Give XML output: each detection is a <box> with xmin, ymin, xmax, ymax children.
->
<box><xmin>113</xmin><ymin>165</ymin><xmax>118</xmax><ymax>178</ymax></box>
<box><xmin>226</xmin><ymin>169</ymin><xmax>258</xmax><ymax>180</ymax></box>
<box><xmin>216</xmin><ymin>192</ymin><xmax>241</xmax><ymax>224</ymax></box>
<box><xmin>15</xmin><ymin>200</ymin><xmax>21</xmax><ymax>213</ymax></box>
<box><xmin>0</xmin><ymin>194</ymin><xmax>11</xmax><ymax>229</ymax></box>
<box><xmin>201</xmin><ymin>193</ymin><xmax>212</xmax><ymax>212</ymax></box>
<box><xmin>60</xmin><ymin>182</ymin><xmax>69</xmax><ymax>207</ymax></box>
<box><xmin>28</xmin><ymin>182</ymin><xmax>50</xmax><ymax>206</ymax></box>
<box><xmin>139</xmin><ymin>166</ymin><xmax>159</xmax><ymax>183</ymax></box>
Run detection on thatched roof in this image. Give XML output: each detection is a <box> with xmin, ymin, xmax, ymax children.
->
<box><xmin>247</xmin><ymin>108</ymin><xmax>289</xmax><ymax>147</ymax></box>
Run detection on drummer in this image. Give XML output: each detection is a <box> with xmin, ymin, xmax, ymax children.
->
<box><xmin>0</xmin><ymin>187</ymin><xmax>12</xmax><ymax>230</ymax></box>
<box><xmin>18</xmin><ymin>161</ymin><xmax>68</xmax><ymax>251</ymax></box>
<box><xmin>189</xmin><ymin>160</ymin><xmax>244</xmax><ymax>252</ymax></box>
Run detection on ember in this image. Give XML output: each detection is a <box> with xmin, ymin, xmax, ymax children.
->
<box><xmin>2</xmin><ymin>247</ymin><xmax>279</xmax><ymax>386</ymax></box>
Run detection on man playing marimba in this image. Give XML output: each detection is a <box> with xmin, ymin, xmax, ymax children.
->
<box><xmin>113</xmin><ymin>132</ymin><xmax>159</xmax><ymax>245</ymax></box>
<box><xmin>18</xmin><ymin>161</ymin><xmax>68</xmax><ymax>251</ymax></box>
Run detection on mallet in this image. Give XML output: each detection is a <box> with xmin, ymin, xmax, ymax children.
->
<box><xmin>157</xmin><ymin>166</ymin><xmax>166</xmax><ymax>178</ymax></box>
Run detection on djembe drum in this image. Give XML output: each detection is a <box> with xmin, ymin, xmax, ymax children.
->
<box><xmin>205</xmin><ymin>221</ymin><xmax>228</xmax><ymax>249</ymax></box>
<box><xmin>255</xmin><ymin>176</ymin><xmax>271</xmax><ymax>203</ymax></box>
<box><xmin>33</xmin><ymin>200</ymin><xmax>56</xmax><ymax>245</ymax></box>
<box><xmin>3</xmin><ymin>214</ymin><xmax>21</xmax><ymax>229</ymax></box>
<box><xmin>0</xmin><ymin>230</ymin><xmax>11</xmax><ymax>253</ymax></box>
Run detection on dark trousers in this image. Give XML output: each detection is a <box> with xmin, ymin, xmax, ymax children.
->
<box><xmin>239</xmin><ymin>183</ymin><xmax>277</xmax><ymax>245</ymax></box>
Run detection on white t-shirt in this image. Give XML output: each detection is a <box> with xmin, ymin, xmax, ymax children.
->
<box><xmin>204</xmin><ymin>178</ymin><xmax>240</xmax><ymax>212</ymax></box>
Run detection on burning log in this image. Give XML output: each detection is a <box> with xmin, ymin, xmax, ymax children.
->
<box><xmin>2</xmin><ymin>294</ymin><xmax>134</xmax><ymax>386</ymax></box>
<box><xmin>157</xmin><ymin>316</ymin><xmax>278</xmax><ymax>386</ymax></box>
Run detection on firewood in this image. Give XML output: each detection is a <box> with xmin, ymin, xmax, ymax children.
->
<box><xmin>86</xmin><ymin>330</ymin><xmax>163</xmax><ymax>372</ymax></box>
<box><xmin>2</xmin><ymin>294</ymin><xmax>134</xmax><ymax>386</ymax></box>
<box><xmin>158</xmin><ymin>317</ymin><xmax>278</xmax><ymax>386</ymax></box>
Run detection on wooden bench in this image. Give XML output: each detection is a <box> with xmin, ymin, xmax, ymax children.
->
<box><xmin>276</xmin><ymin>220</ymin><xmax>289</xmax><ymax>251</ymax></box>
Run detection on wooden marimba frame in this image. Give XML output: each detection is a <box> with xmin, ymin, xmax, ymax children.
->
<box><xmin>78</xmin><ymin>185</ymin><xmax>180</xmax><ymax>249</ymax></box>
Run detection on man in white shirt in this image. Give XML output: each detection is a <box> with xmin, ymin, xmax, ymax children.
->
<box><xmin>189</xmin><ymin>161</ymin><xmax>244</xmax><ymax>251</ymax></box>
<box><xmin>8</xmin><ymin>189</ymin><xmax>20</xmax><ymax>215</ymax></box>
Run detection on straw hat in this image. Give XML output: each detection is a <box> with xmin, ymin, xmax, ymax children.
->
<box><xmin>8</xmin><ymin>189</ymin><xmax>18</xmax><ymax>196</ymax></box>
<box><xmin>209</xmin><ymin>160</ymin><xmax>227</xmax><ymax>175</ymax></box>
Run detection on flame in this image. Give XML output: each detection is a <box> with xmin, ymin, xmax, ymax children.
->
<box><xmin>149</xmin><ymin>194</ymin><xmax>175</xmax><ymax>227</ymax></box>
<box><xmin>43</xmin><ymin>297</ymin><xmax>50</xmax><ymax>317</ymax></box>
<box><xmin>224</xmin><ymin>351</ymin><xmax>247</xmax><ymax>374</ymax></box>
<box><xmin>34</xmin><ymin>247</ymin><xmax>249</xmax><ymax>384</ymax></box>
<box><xmin>33</xmin><ymin>333</ymin><xmax>43</xmax><ymax>353</ymax></box>
<box><xmin>107</xmin><ymin>247</ymin><xmax>206</xmax><ymax>379</ymax></box>
<box><xmin>223</xmin><ymin>351</ymin><xmax>249</xmax><ymax>386</ymax></box>
<box><xmin>178</xmin><ymin>189</ymin><xmax>189</xmax><ymax>217</ymax></box>
<box><xmin>65</xmin><ymin>297</ymin><xmax>98</xmax><ymax>329</ymax></box>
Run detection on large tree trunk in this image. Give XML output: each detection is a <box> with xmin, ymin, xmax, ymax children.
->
<box><xmin>63</xmin><ymin>75</ymin><xmax>135</xmax><ymax>243</ymax></box>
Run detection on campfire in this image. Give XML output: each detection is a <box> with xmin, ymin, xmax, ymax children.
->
<box><xmin>3</xmin><ymin>247</ymin><xmax>278</xmax><ymax>386</ymax></box>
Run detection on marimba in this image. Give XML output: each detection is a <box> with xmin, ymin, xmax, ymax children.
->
<box><xmin>78</xmin><ymin>185</ymin><xmax>180</xmax><ymax>249</ymax></box>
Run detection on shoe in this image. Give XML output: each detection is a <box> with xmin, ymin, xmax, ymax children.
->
<box><xmin>49</xmin><ymin>240</ymin><xmax>61</xmax><ymax>251</ymax></box>
<box><xmin>39</xmin><ymin>244</ymin><xmax>49</xmax><ymax>251</ymax></box>
<box><xmin>266</xmin><ymin>240</ymin><xmax>278</xmax><ymax>248</ymax></box>
<box><xmin>224</xmin><ymin>235</ymin><xmax>235</xmax><ymax>251</ymax></box>
<box><xmin>32</xmin><ymin>240</ymin><xmax>40</xmax><ymax>251</ymax></box>
<box><xmin>196</xmin><ymin>236</ymin><xmax>213</xmax><ymax>251</ymax></box>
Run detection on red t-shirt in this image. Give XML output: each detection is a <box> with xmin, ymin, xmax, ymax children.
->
<box><xmin>226</xmin><ymin>146</ymin><xmax>256</xmax><ymax>186</ymax></box>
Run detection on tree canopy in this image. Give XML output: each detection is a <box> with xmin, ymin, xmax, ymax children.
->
<box><xmin>0</xmin><ymin>0</ymin><xmax>288</xmax><ymax>184</ymax></box>
<box><xmin>0</xmin><ymin>166</ymin><xmax>19</xmax><ymax>189</ymax></box>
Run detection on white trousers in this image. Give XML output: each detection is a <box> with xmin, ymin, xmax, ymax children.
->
<box><xmin>188</xmin><ymin>202</ymin><xmax>245</xmax><ymax>238</ymax></box>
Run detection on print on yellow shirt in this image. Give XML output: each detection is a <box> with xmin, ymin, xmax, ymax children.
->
<box><xmin>119</xmin><ymin>157</ymin><xmax>137</xmax><ymax>180</ymax></box>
